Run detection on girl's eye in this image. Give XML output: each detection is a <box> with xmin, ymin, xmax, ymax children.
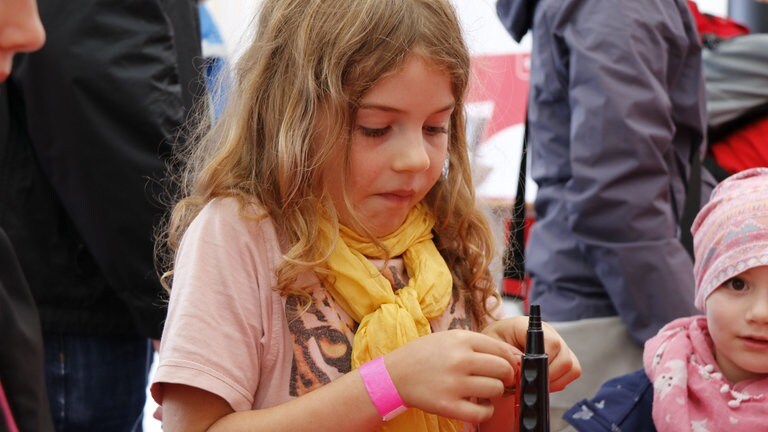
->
<box><xmin>358</xmin><ymin>126</ymin><xmax>390</xmax><ymax>138</ymax></box>
<box><xmin>424</xmin><ymin>125</ymin><xmax>449</xmax><ymax>136</ymax></box>
<box><xmin>724</xmin><ymin>277</ymin><xmax>748</xmax><ymax>291</ymax></box>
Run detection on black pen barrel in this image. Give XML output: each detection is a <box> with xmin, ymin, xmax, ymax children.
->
<box><xmin>517</xmin><ymin>304</ymin><xmax>550</xmax><ymax>432</ymax></box>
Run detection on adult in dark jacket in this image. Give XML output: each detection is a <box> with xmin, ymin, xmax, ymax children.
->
<box><xmin>496</xmin><ymin>0</ymin><xmax>708</xmax><ymax>428</ymax></box>
<box><xmin>0</xmin><ymin>0</ymin><xmax>204</xmax><ymax>429</ymax></box>
<box><xmin>0</xmin><ymin>1</ymin><xmax>51</xmax><ymax>431</ymax></box>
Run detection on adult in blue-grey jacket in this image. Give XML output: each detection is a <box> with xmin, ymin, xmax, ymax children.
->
<box><xmin>496</xmin><ymin>0</ymin><xmax>706</xmax><ymax>345</ymax></box>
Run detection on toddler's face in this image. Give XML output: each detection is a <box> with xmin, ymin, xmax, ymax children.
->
<box><xmin>707</xmin><ymin>265</ymin><xmax>768</xmax><ymax>383</ymax></box>
<box><xmin>323</xmin><ymin>54</ymin><xmax>453</xmax><ymax>237</ymax></box>
<box><xmin>0</xmin><ymin>0</ymin><xmax>45</xmax><ymax>82</ymax></box>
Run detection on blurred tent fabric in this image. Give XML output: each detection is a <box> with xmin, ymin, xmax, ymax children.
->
<box><xmin>200</xmin><ymin>3</ymin><xmax>230</xmax><ymax>119</ymax></box>
<box><xmin>688</xmin><ymin>1</ymin><xmax>768</xmax><ymax>179</ymax></box>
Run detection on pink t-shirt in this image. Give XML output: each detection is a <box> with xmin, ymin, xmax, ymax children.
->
<box><xmin>151</xmin><ymin>197</ymin><xmax>491</xmax><ymax>413</ymax></box>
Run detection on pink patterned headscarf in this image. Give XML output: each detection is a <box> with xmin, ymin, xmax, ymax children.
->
<box><xmin>691</xmin><ymin>167</ymin><xmax>768</xmax><ymax>311</ymax></box>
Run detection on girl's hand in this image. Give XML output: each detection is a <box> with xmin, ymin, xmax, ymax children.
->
<box><xmin>482</xmin><ymin>317</ymin><xmax>582</xmax><ymax>392</ymax></box>
<box><xmin>383</xmin><ymin>330</ymin><xmax>521</xmax><ymax>424</ymax></box>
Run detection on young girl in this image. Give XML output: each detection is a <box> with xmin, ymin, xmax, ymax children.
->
<box><xmin>565</xmin><ymin>167</ymin><xmax>768</xmax><ymax>432</ymax></box>
<box><xmin>150</xmin><ymin>0</ymin><xmax>581</xmax><ymax>431</ymax></box>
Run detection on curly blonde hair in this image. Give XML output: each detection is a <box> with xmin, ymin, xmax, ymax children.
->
<box><xmin>158</xmin><ymin>0</ymin><xmax>500</xmax><ymax>329</ymax></box>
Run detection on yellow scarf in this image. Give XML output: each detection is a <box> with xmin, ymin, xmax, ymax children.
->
<box><xmin>323</xmin><ymin>204</ymin><xmax>463</xmax><ymax>432</ymax></box>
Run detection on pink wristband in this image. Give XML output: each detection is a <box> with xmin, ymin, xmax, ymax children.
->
<box><xmin>359</xmin><ymin>357</ymin><xmax>407</xmax><ymax>421</ymax></box>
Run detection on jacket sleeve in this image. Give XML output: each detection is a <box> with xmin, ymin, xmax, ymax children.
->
<box><xmin>555</xmin><ymin>0</ymin><xmax>704</xmax><ymax>343</ymax></box>
<box><xmin>0</xmin><ymin>228</ymin><xmax>54</xmax><ymax>432</ymax></box>
<box><xmin>12</xmin><ymin>0</ymin><xmax>202</xmax><ymax>339</ymax></box>
<box><xmin>563</xmin><ymin>369</ymin><xmax>655</xmax><ymax>432</ymax></box>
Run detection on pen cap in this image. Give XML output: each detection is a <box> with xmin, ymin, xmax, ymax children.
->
<box><xmin>526</xmin><ymin>304</ymin><xmax>544</xmax><ymax>355</ymax></box>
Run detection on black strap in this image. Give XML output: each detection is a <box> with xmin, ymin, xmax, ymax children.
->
<box><xmin>503</xmin><ymin>116</ymin><xmax>529</xmax><ymax>282</ymax></box>
<box><xmin>703</xmin><ymin>154</ymin><xmax>730</xmax><ymax>183</ymax></box>
<box><xmin>679</xmin><ymin>143</ymin><xmax>701</xmax><ymax>260</ymax></box>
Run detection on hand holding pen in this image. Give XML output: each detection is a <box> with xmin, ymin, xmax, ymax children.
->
<box><xmin>482</xmin><ymin>312</ymin><xmax>582</xmax><ymax>394</ymax></box>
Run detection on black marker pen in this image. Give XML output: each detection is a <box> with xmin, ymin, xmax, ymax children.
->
<box><xmin>517</xmin><ymin>304</ymin><xmax>549</xmax><ymax>432</ymax></box>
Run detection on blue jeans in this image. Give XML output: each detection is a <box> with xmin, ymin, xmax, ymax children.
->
<box><xmin>44</xmin><ymin>333</ymin><xmax>152</xmax><ymax>432</ymax></box>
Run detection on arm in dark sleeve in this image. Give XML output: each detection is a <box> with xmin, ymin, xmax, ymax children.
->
<box><xmin>0</xmin><ymin>227</ymin><xmax>53</xmax><ymax>432</ymax></box>
<box><xmin>558</xmin><ymin>0</ymin><xmax>702</xmax><ymax>343</ymax></box>
<box><xmin>13</xmin><ymin>0</ymin><xmax>202</xmax><ymax>338</ymax></box>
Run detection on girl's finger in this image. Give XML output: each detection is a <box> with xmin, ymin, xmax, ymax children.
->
<box><xmin>457</xmin><ymin>375</ymin><xmax>507</xmax><ymax>400</ymax></box>
<box><xmin>462</xmin><ymin>351</ymin><xmax>520</xmax><ymax>384</ymax></box>
<box><xmin>468</xmin><ymin>332</ymin><xmax>524</xmax><ymax>366</ymax></box>
<box><xmin>541</xmin><ymin>323</ymin><xmax>564</xmax><ymax>357</ymax></box>
<box><xmin>549</xmin><ymin>350</ymin><xmax>582</xmax><ymax>392</ymax></box>
<box><xmin>445</xmin><ymin>398</ymin><xmax>496</xmax><ymax>425</ymax></box>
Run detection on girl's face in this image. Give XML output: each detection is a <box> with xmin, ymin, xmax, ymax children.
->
<box><xmin>324</xmin><ymin>54</ymin><xmax>454</xmax><ymax>237</ymax></box>
<box><xmin>0</xmin><ymin>0</ymin><xmax>46</xmax><ymax>82</ymax></box>
<box><xmin>707</xmin><ymin>265</ymin><xmax>768</xmax><ymax>383</ymax></box>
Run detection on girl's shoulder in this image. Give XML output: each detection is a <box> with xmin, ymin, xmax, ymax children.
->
<box><xmin>184</xmin><ymin>197</ymin><xmax>276</xmax><ymax>248</ymax></box>
<box><xmin>196</xmin><ymin>196</ymin><xmax>271</xmax><ymax>228</ymax></box>
<box><xmin>176</xmin><ymin>196</ymin><xmax>284</xmax><ymax>280</ymax></box>
<box><xmin>176</xmin><ymin>195</ymin><xmax>282</xmax><ymax>280</ymax></box>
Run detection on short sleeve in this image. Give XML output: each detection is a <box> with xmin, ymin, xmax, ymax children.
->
<box><xmin>151</xmin><ymin>198</ymin><xmax>282</xmax><ymax>411</ymax></box>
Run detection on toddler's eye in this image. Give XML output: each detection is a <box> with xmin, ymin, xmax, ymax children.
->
<box><xmin>723</xmin><ymin>277</ymin><xmax>747</xmax><ymax>291</ymax></box>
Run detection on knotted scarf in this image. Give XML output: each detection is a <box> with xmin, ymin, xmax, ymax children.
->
<box><xmin>644</xmin><ymin>316</ymin><xmax>768</xmax><ymax>432</ymax></box>
<box><xmin>323</xmin><ymin>204</ymin><xmax>462</xmax><ymax>432</ymax></box>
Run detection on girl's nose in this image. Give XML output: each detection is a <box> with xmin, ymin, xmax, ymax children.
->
<box><xmin>392</xmin><ymin>129</ymin><xmax>430</xmax><ymax>172</ymax></box>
